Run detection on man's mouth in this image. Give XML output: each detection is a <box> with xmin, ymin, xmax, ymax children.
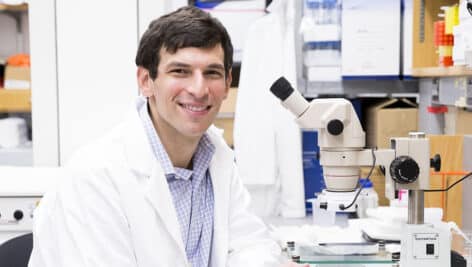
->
<box><xmin>179</xmin><ymin>103</ymin><xmax>211</xmax><ymax>112</ymax></box>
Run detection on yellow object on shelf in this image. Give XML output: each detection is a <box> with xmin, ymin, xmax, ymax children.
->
<box><xmin>0</xmin><ymin>89</ymin><xmax>31</xmax><ymax>112</ymax></box>
<box><xmin>438</xmin><ymin>45</ymin><xmax>453</xmax><ymax>57</ymax></box>
<box><xmin>444</xmin><ymin>4</ymin><xmax>459</xmax><ymax>34</ymax></box>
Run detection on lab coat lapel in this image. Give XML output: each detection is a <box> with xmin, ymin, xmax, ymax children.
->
<box><xmin>123</xmin><ymin>97</ymin><xmax>186</xmax><ymax>257</ymax></box>
<box><xmin>144</xmin><ymin>164</ymin><xmax>186</xmax><ymax>255</ymax></box>
<box><xmin>208</xmin><ymin>132</ymin><xmax>231</xmax><ymax>267</ymax></box>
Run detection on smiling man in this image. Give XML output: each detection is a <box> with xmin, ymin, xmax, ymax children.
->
<box><xmin>28</xmin><ymin>6</ymin><xmax>307</xmax><ymax>267</ymax></box>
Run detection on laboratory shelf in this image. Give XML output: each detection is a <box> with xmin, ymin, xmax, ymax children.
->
<box><xmin>302</xmin><ymin>79</ymin><xmax>419</xmax><ymax>98</ymax></box>
<box><xmin>412</xmin><ymin>66</ymin><xmax>472</xmax><ymax>77</ymax></box>
<box><xmin>0</xmin><ymin>3</ymin><xmax>28</xmax><ymax>12</ymax></box>
<box><xmin>0</xmin><ymin>89</ymin><xmax>31</xmax><ymax>112</ymax></box>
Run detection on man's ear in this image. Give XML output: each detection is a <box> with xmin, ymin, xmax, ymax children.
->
<box><xmin>137</xmin><ymin>66</ymin><xmax>154</xmax><ymax>97</ymax></box>
<box><xmin>224</xmin><ymin>69</ymin><xmax>233</xmax><ymax>99</ymax></box>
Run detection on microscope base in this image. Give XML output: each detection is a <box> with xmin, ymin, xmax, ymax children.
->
<box><xmin>312</xmin><ymin>189</ymin><xmax>378</xmax><ymax>227</ymax></box>
<box><xmin>400</xmin><ymin>223</ymin><xmax>451</xmax><ymax>267</ymax></box>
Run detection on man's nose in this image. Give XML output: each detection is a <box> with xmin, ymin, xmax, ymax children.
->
<box><xmin>186</xmin><ymin>73</ymin><xmax>209</xmax><ymax>99</ymax></box>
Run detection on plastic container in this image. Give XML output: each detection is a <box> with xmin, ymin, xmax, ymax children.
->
<box><xmin>304</xmin><ymin>41</ymin><xmax>341</xmax><ymax>66</ymax></box>
<box><xmin>305</xmin><ymin>0</ymin><xmax>340</xmax><ymax>25</ymax></box>
<box><xmin>306</xmin><ymin>0</ymin><xmax>324</xmax><ymax>24</ymax></box>
<box><xmin>323</xmin><ymin>0</ymin><xmax>340</xmax><ymax>25</ymax></box>
<box><xmin>357</xmin><ymin>179</ymin><xmax>379</xmax><ymax>218</ymax></box>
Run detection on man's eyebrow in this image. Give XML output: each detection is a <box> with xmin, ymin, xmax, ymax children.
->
<box><xmin>164</xmin><ymin>62</ymin><xmax>224</xmax><ymax>70</ymax></box>
<box><xmin>166</xmin><ymin>62</ymin><xmax>191</xmax><ymax>68</ymax></box>
<box><xmin>207</xmin><ymin>63</ymin><xmax>225</xmax><ymax>70</ymax></box>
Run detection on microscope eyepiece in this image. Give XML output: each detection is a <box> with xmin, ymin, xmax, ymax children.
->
<box><xmin>270</xmin><ymin>77</ymin><xmax>294</xmax><ymax>101</ymax></box>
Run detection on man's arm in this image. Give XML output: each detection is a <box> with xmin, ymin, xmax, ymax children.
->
<box><xmin>29</xmin><ymin>169</ymin><xmax>137</xmax><ymax>267</ymax></box>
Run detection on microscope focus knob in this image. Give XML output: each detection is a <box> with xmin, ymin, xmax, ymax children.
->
<box><xmin>327</xmin><ymin>119</ymin><xmax>344</xmax><ymax>136</ymax></box>
<box><xmin>13</xmin><ymin>210</ymin><xmax>24</xmax><ymax>221</ymax></box>
<box><xmin>430</xmin><ymin>154</ymin><xmax>441</xmax><ymax>172</ymax></box>
<box><xmin>390</xmin><ymin>156</ymin><xmax>420</xmax><ymax>184</ymax></box>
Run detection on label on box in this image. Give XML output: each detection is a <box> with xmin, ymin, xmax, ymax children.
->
<box><xmin>4</xmin><ymin>80</ymin><xmax>30</xmax><ymax>90</ymax></box>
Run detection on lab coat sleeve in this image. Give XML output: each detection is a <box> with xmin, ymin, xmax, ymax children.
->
<box><xmin>226</xmin><ymin>164</ymin><xmax>284</xmax><ymax>267</ymax></box>
<box><xmin>28</xmin><ymin>168</ymin><xmax>137</xmax><ymax>267</ymax></box>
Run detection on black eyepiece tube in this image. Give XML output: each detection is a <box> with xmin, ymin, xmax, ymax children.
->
<box><xmin>270</xmin><ymin>77</ymin><xmax>294</xmax><ymax>101</ymax></box>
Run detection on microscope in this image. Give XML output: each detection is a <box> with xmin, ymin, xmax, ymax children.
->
<box><xmin>270</xmin><ymin>77</ymin><xmax>451</xmax><ymax>267</ymax></box>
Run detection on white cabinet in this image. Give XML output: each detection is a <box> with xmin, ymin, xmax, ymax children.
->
<box><xmin>29</xmin><ymin>1</ymin><xmax>171</xmax><ymax>166</ymax></box>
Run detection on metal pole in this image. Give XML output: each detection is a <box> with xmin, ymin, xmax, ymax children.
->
<box><xmin>408</xmin><ymin>190</ymin><xmax>424</xmax><ymax>224</ymax></box>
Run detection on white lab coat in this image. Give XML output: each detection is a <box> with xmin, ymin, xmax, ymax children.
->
<box><xmin>233</xmin><ymin>0</ymin><xmax>305</xmax><ymax>218</ymax></box>
<box><xmin>28</xmin><ymin>97</ymin><xmax>282</xmax><ymax>267</ymax></box>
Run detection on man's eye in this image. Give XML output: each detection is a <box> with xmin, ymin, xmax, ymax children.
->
<box><xmin>206</xmin><ymin>70</ymin><xmax>224</xmax><ymax>78</ymax></box>
<box><xmin>171</xmin><ymin>69</ymin><xmax>188</xmax><ymax>74</ymax></box>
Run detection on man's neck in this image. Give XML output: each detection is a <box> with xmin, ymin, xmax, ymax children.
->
<box><xmin>148</xmin><ymin>103</ymin><xmax>200</xmax><ymax>169</ymax></box>
<box><xmin>159</xmin><ymin>130</ymin><xmax>199</xmax><ymax>169</ymax></box>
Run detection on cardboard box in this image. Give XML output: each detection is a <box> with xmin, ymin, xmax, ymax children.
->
<box><xmin>444</xmin><ymin>106</ymin><xmax>472</xmax><ymax>135</ymax></box>
<box><xmin>0</xmin><ymin>89</ymin><xmax>31</xmax><ymax>112</ymax></box>
<box><xmin>462</xmin><ymin>135</ymin><xmax>472</xmax><ymax>230</ymax></box>
<box><xmin>360</xmin><ymin>166</ymin><xmax>389</xmax><ymax>206</ymax></box>
<box><xmin>4</xmin><ymin>66</ymin><xmax>30</xmax><ymax>90</ymax></box>
<box><xmin>427</xmin><ymin>135</ymin><xmax>464</xmax><ymax>226</ymax></box>
<box><xmin>214</xmin><ymin>88</ymin><xmax>237</xmax><ymax>147</ymax></box>
<box><xmin>213</xmin><ymin>118</ymin><xmax>234</xmax><ymax>147</ymax></box>
<box><xmin>219</xmin><ymin>88</ymin><xmax>237</xmax><ymax>114</ymax></box>
<box><xmin>365</xmin><ymin>98</ymin><xmax>418</xmax><ymax>149</ymax></box>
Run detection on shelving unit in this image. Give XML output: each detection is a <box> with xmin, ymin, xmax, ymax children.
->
<box><xmin>0</xmin><ymin>4</ymin><xmax>28</xmax><ymax>12</ymax></box>
<box><xmin>0</xmin><ymin>3</ymin><xmax>31</xmax><ymax>166</ymax></box>
<box><xmin>412</xmin><ymin>66</ymin><xmax>472</xmax><ymax>77</ymax></box>
<box><xmin>0</xmin><ymin>89</ymin><xmax>31</xmax><ymax>112</ymax></box>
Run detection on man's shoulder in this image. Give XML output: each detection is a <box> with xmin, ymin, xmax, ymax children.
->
<box><xmin>67</xmin><ymin>125</ymin><xmax>128</xmax><ymax>168</ymax></box>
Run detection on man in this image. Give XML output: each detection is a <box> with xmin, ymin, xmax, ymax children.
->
<box><xmin>29</xmin><ymin>6</ymin><xmax>307</xmax><ymax>267</ymax></box>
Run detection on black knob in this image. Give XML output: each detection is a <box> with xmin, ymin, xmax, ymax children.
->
<box><xmin>430</xmin><ymin>154</ymin><xmax>441</xmax><ymax>172</ymax></box>
<box><xmin>467</xmin><ymin>1</ymin><xmax>472</xmax><ymax>16</ymax></box>
<box><xmin>327</xmin><ymin>119</ymin><xmax>344</xmax><ymax>136</ymax></box>
<box><xmin>291</xmin><ymin>255</ymin><xmax>300</xmax><ymax>263</ymax></box>
<box><xmin>319</xmin><ymin>202</ymin><xmax>328</xmax><ymax>210</ymax></box>
<box><xmin>390</xmin><ymin>156</ymin><xmax>420</xmax><ymax>184</ymax></box>
<box><xmin>13</xmin><ymin>210</ymin><xmax>24</xmax><ymax>221</ymax></box>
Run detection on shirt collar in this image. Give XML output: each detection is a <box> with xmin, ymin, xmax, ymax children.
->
<box><xmin>139</xmin><ymin>99</ymin><xmax>215</xmax><ymax>180</ymax></box>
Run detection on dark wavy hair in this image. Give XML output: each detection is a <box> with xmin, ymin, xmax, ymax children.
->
<box><xmin>135</xmin><ymin>6</ymin><xmax>233</xmax><ymax>80</ymax></box>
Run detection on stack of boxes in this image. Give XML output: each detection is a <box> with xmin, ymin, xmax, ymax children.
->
<box><xmin>433</xmin><ymin>5</ymin><xmax>459</xmax><ymax>67</ymax></box>
<box><xmin>434</xmin><ymin>20</ymin><xmax>454</xmax><ymax>67</ymax></box>
<box><xmin>301</xmin><ymin>0</ymin><xmax>342</xmax><ymax>82</ymax></box>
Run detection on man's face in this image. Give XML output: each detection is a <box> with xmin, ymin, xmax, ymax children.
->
<box><xmin>143</xmin><ymin>45</ymin><xmax>231</xmax><ymax>140</ymax></box>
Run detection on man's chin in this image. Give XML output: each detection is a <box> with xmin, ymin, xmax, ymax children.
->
<box><xmin>182</xmin><ymin>127</ymin><xmax>209</xmax><ymax>139</ymax></box>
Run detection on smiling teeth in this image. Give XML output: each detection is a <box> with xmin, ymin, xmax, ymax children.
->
<box><xmin>183</xmin><ymin>104</ymin><xmax>207</xmax><ymax>112</ymax></box>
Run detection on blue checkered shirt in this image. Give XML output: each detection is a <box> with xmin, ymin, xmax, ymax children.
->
<box><xmin>139</xmin><ymin>100</ymin><xmax>215</xmax><ymax>267</ymax></box>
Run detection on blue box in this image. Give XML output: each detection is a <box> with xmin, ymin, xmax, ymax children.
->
<box><xmin>302</xmin><ymin>130</ymin><xmax>324</xmax><ymax>214</ymax></box>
